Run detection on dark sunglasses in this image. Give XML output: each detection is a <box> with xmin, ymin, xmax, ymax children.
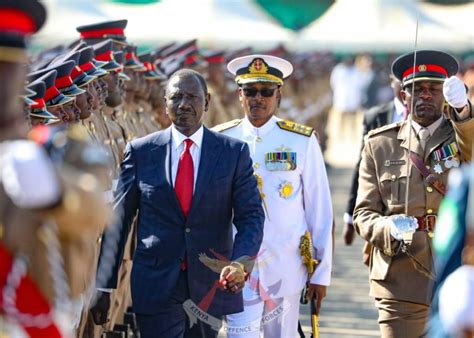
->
<box><xmin>242</xmin><ymin>87</ymin><xmax>277</xmax><ymax>97</ymax></box>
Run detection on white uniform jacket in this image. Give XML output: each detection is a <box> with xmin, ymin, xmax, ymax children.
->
<box><xmin>217</xmin><ymin>116</ymin><xmax>333</xmax><ymax>299</ymax></box>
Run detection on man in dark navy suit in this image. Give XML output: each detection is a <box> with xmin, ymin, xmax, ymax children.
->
<box><xmin>92</xmin><ymin>69</ymin><xmax>265</xmax><ymax>337</ymax></box>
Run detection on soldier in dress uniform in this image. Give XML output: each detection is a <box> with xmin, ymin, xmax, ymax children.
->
<box><xmin>26</xmin><ymin>79</ymin><xmax>60</xmax><ymax>126</ymax></box>
<box><xmin>0</xmin><ymin>1</ymin><xmax>113</xmax><ymax>336</ymax></box>
<box><xmin>49</xmin><ymin>49</ymin><xmax>97</xmax><ymax>122</ymax></box>
<box><xmin>202</xmin><ymin>50</ymin><xmax>233</xmax><ymax>127</ymax></box>
<box><xmin>137</xmin><ymin>51</ymin><xmax>166</xmax><ymax>134</ymax></box>
<box><xmin>27</xmin><ymin>69</ymin><xmax>77</xmax><ymax>124</ymax></box>
<box><xmin>353</xmin><ymin>50</ymin><xmax>474</xmax><ymax>338</ymax></box>
<box><xmin>213</xmin><ymin>55</ymin><xmax>333</xmax><ymax>337</ymax></box>
<box><xmin>76</xmin><ymin>19</ymin><xmax>128</xmax><ymax>51</ymax></box>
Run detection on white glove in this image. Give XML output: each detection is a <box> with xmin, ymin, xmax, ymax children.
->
<box><xmin>387</xmin><ymin>215</ymin><xmax>418</xmax><ymax>241</ymax></box>
<box><xmin>443</xmin><ymin>76</ymin><xmax>468</xmax><ymax>109</ymax></box>
<box><xmin>1</xmin><ymin>140</ymin><xmax>61</xmax><ymax>209</ymax></box>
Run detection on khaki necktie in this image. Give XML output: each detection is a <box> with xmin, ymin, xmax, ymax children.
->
<box><xmin>418</xmin><ymin>127</ymin><xmax>430</xmax><ymax>150</ymax></box>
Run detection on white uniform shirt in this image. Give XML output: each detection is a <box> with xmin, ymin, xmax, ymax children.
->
<box><xmin>220</xmin><ymin>116</ymin><xmax>333</xmax><ymax>299</ymax></box>
<box><xmin>170</xmin><ymin>125</ymin><xmax>203</xmax><ymax>190</ymax></box>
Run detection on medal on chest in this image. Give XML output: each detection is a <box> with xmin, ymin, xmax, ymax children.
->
<box><xmin>265</xmin><ymin>145</ymin><xmax>297</xmax><ymax>171</ymax></box>
<box><xmin>432</xmin><ymin>142</ymin><xmax>460</xmax><ymax>173</ymax></box>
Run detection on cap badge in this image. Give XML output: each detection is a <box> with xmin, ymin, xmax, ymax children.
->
<box><xmin>418</xmin><ymin>64</ymin><xmax>427</xmax><ymax>72</ymax></box>
<box><xmin>249</xmin><ymin>58</ymin><xmax>268</xmax><ymax>74</ymax></box>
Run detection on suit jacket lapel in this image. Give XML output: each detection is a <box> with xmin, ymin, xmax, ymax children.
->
<box><xmin>155</xmin><ymin>127</ymin><xmax>185</xmax><ymax>221</ymax></box>
<box><xmin>398</xmin><ymin>120</ymin><xmax>424</xmax><ymax>157</ymax></box>
<box><xmin>189</xmin><ymin>128</ymin><xmax>222</xmax><ymax>217</ymax></box>
<box><xmin>424</xmin><ymin>118</ymin><xmax>453</xmax><ymax>161</ymax></box>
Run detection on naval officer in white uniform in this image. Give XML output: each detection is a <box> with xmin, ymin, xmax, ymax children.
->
<box><xmin>213</xmin><ymin>55</ymin><xmax>333</xmax><ymax>338</ymax></box>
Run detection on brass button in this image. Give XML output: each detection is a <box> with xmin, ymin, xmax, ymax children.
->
<box><xmin>253</xmin><ymin>162</ymin><xmax>260</xmax><ymax>169</ymax></box>
<box><xmin>427</xmin><ymin>209</ymin><xmax>433</xmax><ymax>214</ymax></box>
<box><xmin>426</xmin><ymin>186</ymin><xmax>433</xmax><ymax>193</ymax></box>
<box><xmin>185</xmin><ymin>228</ymin><xmax>191</xmax><ymax>233</ymax></box>
<box><xmin>256</xmin><ymin>136</ymin><xmax>262</xmax><ymax>143</ymax></box>
<box><xmin>391</xmin><ymin>174</ymin><xmax>396</xmax><ymax>181</ymax></box>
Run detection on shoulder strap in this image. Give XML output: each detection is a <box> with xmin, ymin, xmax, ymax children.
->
<box><xmin>409</xmin><ymin>151</ymin><xmax>446</xmax><ymax>196</ymax></box>
<box><xmin>276</xmin><ymin>119</ymin><xmax>313</xmax><ymax>137</ymax></box>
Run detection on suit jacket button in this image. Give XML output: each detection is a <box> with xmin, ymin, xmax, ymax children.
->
<box><xmin>185</xmin><ymin>228</ymin><xmax>191</xmax><ymax>233</ymax></box>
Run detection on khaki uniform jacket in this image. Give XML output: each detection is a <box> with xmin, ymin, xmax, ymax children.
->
<box><xmin>354</xmin><ymin>106</ymin><xmax>474</xmax><ymax>305</ymax></box>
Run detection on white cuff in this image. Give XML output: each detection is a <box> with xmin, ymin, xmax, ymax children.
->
<box><xmin>343</xmin><ymin>212</ymin><xmax>353</xmax><ymax>225</ymax></box>
<box><xmin>97</xmin><ymin>288</ymin><xmax>112</xmax><ymax>293</ymax></box>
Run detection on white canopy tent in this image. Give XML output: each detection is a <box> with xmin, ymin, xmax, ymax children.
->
<box><xmin>97</xmin><ymin>0</ymin><xmax>294</xmax><ymax>48</ymax></box>
<box><xmin>35</xmin><ymin>0</ymin><xmax>294</xmax><ymax>50</ymax></box>
<box><xmin>35</xmin><ymin>0</ymin><xmax>111</xmax><ymax>46</ymax></box>
<box><xmin>420</xmin><ymin>2</ymin><xmax>474</xmax><ymax>41</ymax></box>
<box><xmin>295</xmin><ymin>0</ymin><xmax>473</xmax><ymax>53</ymax></box>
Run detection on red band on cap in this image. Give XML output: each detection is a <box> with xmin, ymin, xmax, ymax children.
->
<box><xmin>206</xmin><ymin>55</ymin><xmax>224</xmax><ymax>64</ymax></box>
<box><xmin>0</xmin><ymin>9</ymin><xmax>36</xmax><ymax>34</ymax></box>
<box><xmin>80</xmin><ymin>61</ymin><xmax>95</xmax><ymax>72</ymax></box>
<box><xmin>125</xmin><ymin>52</ymin><xmax>135</xmax><ymax>60</ymax></box>
<box><xmin>403</xmin><ymin>64</ymin><xmax>448</xmax><ymax>78</ymax></box>
<box><xmin>144</xmin><ymin>61</ymin><xmax>152</xmax><ymax>71</ymax></box>
<box><xmin>184</xmin><ymin>54</ymin><xmax>198</xmax><ymax>65</ymax></box>
<box><xmin>80</xmin><ymin>28</ymin><xmax>124</xmax><ymax>39</ymax></box>
<box><xmin>95</xmin><ymin>51</ymin><xmax>113</xmax><ymax>62</ymax></box>
<box><xmin>71</xmin><ymin>66</ymin><xmax>83</xmax><ymax>80</ymax></box>
<box><xmin>31</xmin><ymin>98</ymin><xmax>46</xmax><ymax>109</ymax></box>
<box><xmin>44</xmin><ymin>85</ymin><xmax>61</xmax><ymax>102</ymax></box>
<box><xmin>55</xmin><ymin>75</ymin><xmax>73</xmax><ymax>89</ymax></box>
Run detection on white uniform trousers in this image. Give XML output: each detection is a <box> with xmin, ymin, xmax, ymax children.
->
<box><xmin>226</xmin><ymin>291</ymin><xmax>301</xmax><ymax>338</ymax></box>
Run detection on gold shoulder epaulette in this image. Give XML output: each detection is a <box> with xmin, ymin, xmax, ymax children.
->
<box><xmin>367</xmin><ymin>121</ymin><xmax>401</xmax><ymax>138</ymax></box>
<box><xmin>212</xmin><ymin>119</ymin><xmax>242</xmax><ymax>133</ymax></box>
<box><xmin>276</xmin><ymin>119</ymin><xmax>313</xmax><ymax>137</ymax></box>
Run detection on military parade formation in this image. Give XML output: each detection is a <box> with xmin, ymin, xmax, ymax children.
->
<box><xmin>0</xmin><ymin>1</ymin><xmax>473</xmax><ymax>338</ymax></box>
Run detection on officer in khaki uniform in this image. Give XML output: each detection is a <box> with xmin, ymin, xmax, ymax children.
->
<box><xmin>354</xmin><ymin>50</ymin><xmax>474</xmax><ymax>338</ymax></box>
<box><xmin>214</xmin><ymin>55</ymin><xmax>333</xmax><ymax>338</ymax></box>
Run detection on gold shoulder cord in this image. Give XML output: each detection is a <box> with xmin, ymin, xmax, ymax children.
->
<box><xmin>253</xmin><ymin>173</ymin><xmax>270</xmax><ymax>221</ymax></box>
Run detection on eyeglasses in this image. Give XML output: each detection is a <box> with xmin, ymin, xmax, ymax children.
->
<box><xmin>242</xmin><ymin>87</ymin><xmax>277</xmax><ymax>98</ymax></box>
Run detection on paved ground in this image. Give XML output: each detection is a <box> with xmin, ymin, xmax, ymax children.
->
<box><xmin>298</xmin><ymin>166</ymin><xmax>380</xmax><ymax>337</ymax></box>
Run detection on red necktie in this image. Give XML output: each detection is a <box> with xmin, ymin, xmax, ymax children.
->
<box><xmin>175</xmin><ymin>139</ymin><xmax>194</xmax><ymax>217</ymax></box>
<box><xmin>175</xmin><ymin>139</ymin><xmax>194</xmax><ymax>271</ymax></box>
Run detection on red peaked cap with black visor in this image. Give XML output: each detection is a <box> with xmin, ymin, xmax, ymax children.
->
<box><xmin>76</xmin><ymin>19</ymin><xmax>128</xmax><ymax>45</ymax></box>
<box><xmin>391</xmin><ymin>50</ymin><xmax>459</xmax><ymax>88</ymax></box>
<box><xmin>0</xmin><ymin>0</ymin><xmax>46</xmax><ymax>62</ymax></box>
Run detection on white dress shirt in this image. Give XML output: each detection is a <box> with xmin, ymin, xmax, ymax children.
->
<box><xmin>412</xmin><ymin>116</ymin><xmax>444</xmax><ymax>139</ymax></box>
<box><xmin>170</xmin><ymin>125</ymin><xmax>204</xmax><ymax>191</ymax></box>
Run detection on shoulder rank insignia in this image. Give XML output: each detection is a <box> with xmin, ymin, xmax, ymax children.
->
<box><xmin>211</xmin><ymin>119</ymin><xmax>242</xmax><ymax>133</ymax></box>
<box><xmin>367</xmin><ymin>121</ymin><xmax>401</xmax><ymax>138</ymax></box>
<box><xmin>276</xmin><ymin>119</ymin><xmax>313</xmax><ymax>137</ymax></box>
